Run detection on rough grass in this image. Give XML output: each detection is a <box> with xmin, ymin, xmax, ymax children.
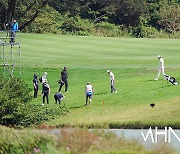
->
<box><xmin>1</xmin><ymin>33</ymin><xmax>180</xmax><ymax>128</ymax></box>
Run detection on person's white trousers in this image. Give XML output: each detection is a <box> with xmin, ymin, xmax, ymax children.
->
<box><xmin>156</xmin><ymin>67</ymin><xmax>165</xmax><ymax>80</ymax></box>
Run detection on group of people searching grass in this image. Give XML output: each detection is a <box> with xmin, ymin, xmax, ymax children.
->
<box><xmin>33</xmin><ymin>67</ymin><xmax>68</xmax><ymax>106</ymax></box>
<box><xmin>33</xmin><ymin>66</ymin><xmax>118</xmax><ymax>106</ymax></box>
<box><xmin>33</xmin><ymin>55</ymin><xmax>166</xmax><ymax>106</ymax></box>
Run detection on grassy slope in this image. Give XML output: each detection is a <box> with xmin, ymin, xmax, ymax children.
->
<box><xmin>2</xmin><ymin>33</ymin><xmax>180</xmax><ymax>128</ymax></box>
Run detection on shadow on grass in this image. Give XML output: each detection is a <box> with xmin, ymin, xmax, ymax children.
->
<box><xmin>94</xmin><ymin>92</ymin><xmax>107</xmax><ymax>96</ymax></box>
<box><xmin>69</xmin><ymin>105</ymin><xmax>84</xmax><ymax>109</ymax></box>
<box><xmin>145</xmin><ymin>79</ymin><xmax>156</xmax><ymax>82</ymax></box>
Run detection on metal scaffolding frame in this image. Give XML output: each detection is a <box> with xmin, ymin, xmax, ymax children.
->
<box><xmin>0</xmin><ymin>30</ymin><xmax>21</xmax><ymax>78</ymax></box>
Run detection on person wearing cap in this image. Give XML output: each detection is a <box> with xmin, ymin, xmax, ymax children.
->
<box><xmin>33</xmin><ymin>74</ymin><xmax>39</xmax><ymax>98</ymax></box>
<box><xmin>40</xmin><ymin>72</ymin><xmax>48</xmax><ymax>94</ymax></box>
<box><xmin>59</xmin><ymin>66</ymin><xmax>68</xmax><ymax>92</ymax></box>
<box><xmin>42</xmin><ymin>79</ymin><xmax>50</xmax><ymax>105</ymax></box>
<box><xmin>107</xmin><ymin>70</ymin><xmax>117</xmax><ymax>93</ymax></box>
<box><xmin>54</xmin><ymin>92</ymin><xmax>65</xmax><ymax>104</ymax></box>
<box><xmin>42</xmin><ymin>72</ymin><xmax>47</xmax><ymax>84</ymax></box>
<box><xmin>155</xmin><ymin>55</ymin><xmax>165</xmax><ymax>80</ymax></box>
<box><xmin>85</xmin><ymin>82</ymin><xmax>94</xmax><ymax>106</ymax></box>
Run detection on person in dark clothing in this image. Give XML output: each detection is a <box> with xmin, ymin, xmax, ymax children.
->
<box><xmin>33</xmin><ymin>74</ymin><xmax>39</xmax><ymax>98</ymax></box>
<box><xmin>54</xmin><ymin>92</ymin><xmax>64</xmax><ymax>104</ymax></box>
<box><xmin>59</xmin><ymin>66</ymin><xmax>68</xmax><ymax>92</ymax></box>
<box><xmin>42</xmin><ymin>80</ymin><xmax>50</xmax><ymax>105</ymax></box>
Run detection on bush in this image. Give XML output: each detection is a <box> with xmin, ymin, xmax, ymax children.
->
<box><xmin>0</xmin><ymin>78</ymin><xmax>69</xmax><ymax>127</ymax></box>
<box><xmin>21</xmin><ymin>104</ymin><xmax>69</xmax><ymax>126</ymax></box>
<box><xmin>0</xmin><ymin>126</ymin><xmax>56</xmax><ymax>154</ymax></box>
<box><xmin>60</xmin><ymin>16</ymin><xmax>93</xmax><ymax>36</ymax></box>
<box><xmin>133</xmin><ymin>26</ymin><xmax>159</xmax><ymax>38</ymax></box>
<box><xmin>94</xmin><ymin>22</ymin><xmax>130</xmax><ymax>37</ymax></box>
<box><xmin>0</xmin><ymin>78</ymin><xmax>32</xmax><ymax>126</ymax></box>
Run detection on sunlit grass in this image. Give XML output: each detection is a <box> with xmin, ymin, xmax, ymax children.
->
<box><xmin>1</xmin><ymin>33</ymin><xmax>179</xmax><ymax>128</ymax></box>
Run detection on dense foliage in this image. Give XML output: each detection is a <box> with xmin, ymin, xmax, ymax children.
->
<box><xmin>0</xmin><ymin>78</ymin><xmax>68</xmax><ymax>126</ymax></box>
<box><xmin>0</xmin><ymin>78</ymin><xmax>32</xmax><ymax>126</ymax></box>
<box><xmin>0</xmin><ymin>126</ymin><xmax>175</xmax><ymax>154</ymax></box>
<box><xmin>0</xmin><ymin>0</ymin><xmax>179</xmax><ymax>37</ymax></box>
<box><xmin>0</xmin><ymin>126</ymin><xmax>55</xmax><ymax>154</ymax></box>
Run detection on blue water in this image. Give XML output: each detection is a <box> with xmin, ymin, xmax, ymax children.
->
<box><xmin>106</xmin><ymin>129</ymin><xmax>180</xmax><ymax>151</ymax></box>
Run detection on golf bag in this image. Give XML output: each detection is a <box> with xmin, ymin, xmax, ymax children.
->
<box><xmin>163</xmin><ymin>74</ymin><xmax>179</xmax><ymax>85</ymax></box>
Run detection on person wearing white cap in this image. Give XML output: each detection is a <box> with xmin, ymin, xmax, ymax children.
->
<box><xmin>40</xmin><ymin>72</ymin><xmax>48</xmax><ymax>94</ymax></box>
<box><xmin>155</xmin><ymin>55</ymin><xmax>165</xmax><ymax>80</ymax></box>
<box><xmin>42</xmin><ymin>72</ymin><xmax>47</xmax><ymax>84</ymax></box>
<box><xmin>85</xmin><ymin>82</ymin><xmax>94</xmax><ymax>106</ymax></box>
<box><xmin>107</xmin><ymin>70</ymin><xmax>117</xmax><ymax>93</ymax></box>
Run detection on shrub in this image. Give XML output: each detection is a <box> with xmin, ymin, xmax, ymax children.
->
<box><xmin>0</xmin><ymin>78</ymin><xmax>69</xmax><ymax>127</ymax></box>
<box><xmin>0</xmin><ymin>78</ymin><xmax>32</xmax><ymax>126</ymax></box>
<box><xmin>57</xmin><ymin>128</ymin><xmax>151</xmax><ymax>154</ymax></box>
<box><xmin>60</xmin><ymin>16</ymin><xmax>93</xmax><ymax>36</ymax></box>
<box><xmin>94</xmin><ymin>22</ymin><xmax>128</xmax><ymax>37</ymax></box>
<box><xmin>0</xmin><ymin>126</ymin><xmax>56</xmax><ymax>154</ymax></box>
<box><xmin>21</xmin><ymin>104</ymin><xmax>69</xmax><ymax>126</ymax></box>
<box><xmin>133</xmin><ymin>26</ymin><xmax>159</xmax><ymax>38</ymax></box>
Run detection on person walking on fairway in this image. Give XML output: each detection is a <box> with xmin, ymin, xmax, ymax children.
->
<box><xmin>59</xmin><ymin>66</ymin><xmax>68</xmax><ymax>92</ymax></box>
<box><xmin>107</xmin><ymin>70</ymin><xmax>117</xmax><ymax>93</ymax></box>
<box><xmin>85</xmin><ymin>82</ymin><xmax>94</xmax><ymax>106</ymax></box>
<box><xmin>42</xmin><ymin>80</ymin><xmax>50</xmax><ymax>105</ymax></box>
<box><xmin>54</xmin><ymin>92</ymin><xmax>64</xmax><ymax>104</ymax></box>
<box><xmin>33</xmin><ymin>74</ymin><xmax>39</xmax><ymax>98</ymax></box>
<box><xmin>155</xmin><ymin>55</ymin><xmax>165</xmax><ymax>80</ymax></box>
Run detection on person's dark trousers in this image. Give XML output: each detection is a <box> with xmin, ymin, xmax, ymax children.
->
<box><xmin>56</xmin><ymin>99</ymin><xmax>61</xmax><ymax>104</ymax></box>
<box><xmin>10</xmin><ymin>31</ymin><xmax>16</xmax><ymax>43</ymax></box>
<box><xmin>34</xmin><ymin>87</ymin><xmax>38</xmax><ymax>98</ymax></box>
<box><xmin>111</xmin><ymin>84</ymin><xmax>116</xmax><ymax>93</ymax></box>
<box><xmin>54</xmin><ymin>96</ymin><xmax>61</xmax><ymax>104</ymax></box>
<box><xmin>65</xmin><ymin>80</ymin><xmax>68</xmax><ymax>92</ymax></box>
<box><xmin>85</xmin><ymin>95</ymin><xmax>90</xmax><ymax>105</ymax></box>
<box><xmin>42</xmin><ymin>84</ymin><xmax>44</xmax><ymax>94</ymax></box>
<box><xmin>43</xmin><ymin>92</ymin><xmax>49</xmax><ymax>104</ymax></box>
<box><xmin>59</xmin><ymin>80</ymin><xmax>68</xmax><ymax>92</ymax></box>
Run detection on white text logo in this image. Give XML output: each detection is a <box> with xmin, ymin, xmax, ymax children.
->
<box><xmin>141</xmin><ymin>127</ymin><xmax>180</xmax><ymax>143</ymax></box>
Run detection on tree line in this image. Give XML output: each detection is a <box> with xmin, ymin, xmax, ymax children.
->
<box><xmin>0</xmin><ymin>0</ymin><xmax>179</xmax><ymax>37</ymax></box>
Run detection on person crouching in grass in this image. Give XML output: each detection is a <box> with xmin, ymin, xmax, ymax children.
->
<box><xmin>54</xmin><ymin>92</ymin><xmax>64</xmax><ymax>105</ymax></box>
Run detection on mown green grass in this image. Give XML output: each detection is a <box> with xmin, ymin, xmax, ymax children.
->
<box><xmin>1</xmin><ymin>33</ymin><xmax>180</xmax><ymax>128</ymax></box>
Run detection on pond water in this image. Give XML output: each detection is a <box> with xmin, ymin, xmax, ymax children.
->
<box><xmin>105</xmin><ymin>129</ymin><xmax>180</xmax><ymax>152</ymax></box>
<box><xmin>46</xmin><ymin>128</ymin><xmax>180</xmax><ymax>152</ymax></box>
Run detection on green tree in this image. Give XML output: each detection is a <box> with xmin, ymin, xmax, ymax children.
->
<box><xmin>105</xmin><ymin>0</ymin><xmax>148</xmax><ymax>26</ymax></box>
<box><xmin>158</xmin><ymin>3</ymin><xmax>180</xmax><ymax>33</ymax></box>
<box><xmin>0</xmin><ymin>0</ymin><xmax>52</xmax><ymax>30</ymax></box>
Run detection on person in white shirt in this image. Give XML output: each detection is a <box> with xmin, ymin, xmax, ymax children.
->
<box><xmin>155</xmin><ymin>55</ymin><xmax>165</xmax><ymax>80</ymax></box>
<box><xmin>107</xmin><ymin>70</ymin><xmax>117</xmax><ymax>93</ymax></box>
<box><xmin>42</xmin><ymin>72</ymin><xmax>47</xmax><ymax>84</ymax></box>
<box><xmin>41</xmin><ymin>72</ymin><xmax>48</xmax><ymax>94</ymax></box>
<box><xmin>85</xmin><ymin>82</ymin><xmax>94</xmax><ymax>106</ymax></box>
